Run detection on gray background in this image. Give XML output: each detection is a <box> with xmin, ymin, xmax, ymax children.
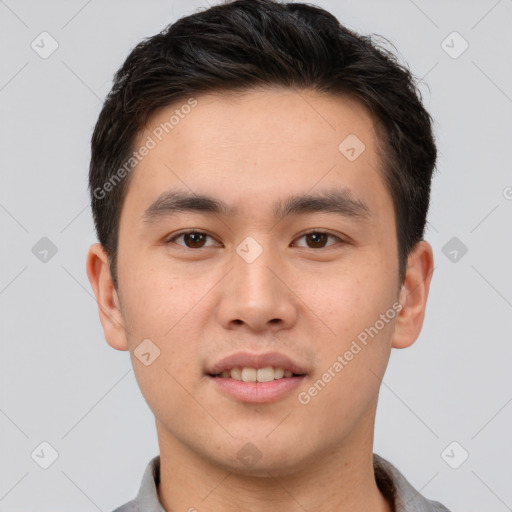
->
<box><xmin>1</xmin><ymin>0</ymin><xmax>511</xmax><ymax>510</ymax></box>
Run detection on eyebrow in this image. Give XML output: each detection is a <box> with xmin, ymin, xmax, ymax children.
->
<box><xmin>141</xmin><ymin>188</ymin><xmax>371</xmax><ymax>223</ymax></box>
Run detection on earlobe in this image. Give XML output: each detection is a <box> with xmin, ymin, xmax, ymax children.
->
<box><xmin>391</xmin><ymin>241</ymin><xmax>434</xmax><ymax>349</ymax></box>
<box><xmin>86</xmin><ymin>243</ymin><xmax>129</xmax><ymax>351</ymax></box>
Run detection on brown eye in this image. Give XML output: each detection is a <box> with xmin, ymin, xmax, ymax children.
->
<box><xmin>305</xmin><ymin>233</ymin><xmax>328</xmax><ymax>248</ymax></box>
<box><xmin>167</xmin><ymin>231</ymin><xmax>218</xmax><ymax>249</ymax></box>
<box><xmin>182</xmin><ymin>233</ymin><xmax>207</xmax><ymax>248</ymax></box>
<box><xmin>294</xmin><ymin>231</ymin><xmax>341</xmax><ymax>249</ymax></box>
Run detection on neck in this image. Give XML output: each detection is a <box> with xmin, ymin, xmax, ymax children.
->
<box><xmin>156</xmin><ymin>416</ymin><xmax>392</xmax><ymax>512</ymax></box>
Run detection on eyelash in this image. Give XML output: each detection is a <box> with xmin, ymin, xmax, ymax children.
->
<box><xmin>165</xmin><ymin>229</ymin><xmax>345</xmax><ymax>250</ymax></box>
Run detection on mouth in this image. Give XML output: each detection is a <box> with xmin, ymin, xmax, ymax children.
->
<box><xmin>206</xmin><ymin>350</ymin><xmax>308</xmax><ymax>379</ymax></box>
<box><xmin>205</xmin><ymin>351</ymin><xmax>308</xmax><ymax>403</ymax></box>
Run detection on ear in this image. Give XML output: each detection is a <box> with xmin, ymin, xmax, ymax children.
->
<box><xmin>391</xmin><ymin>240</ymin><xmax>434</xmax><ymax>349</ymax></box>
<box><xmin>86</xmin><ymin>243</ymin><xmax>129</xmax><ymax>351</ymax></box>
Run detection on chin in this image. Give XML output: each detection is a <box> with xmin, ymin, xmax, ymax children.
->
<box><xmin>202</xmin><ymin>434</ymin><xmax>313</xmax><ymax>477</ymax></box>
<box><xmin>222</xmin><ymin>450</ymin><xmax>307</xmax><ymax>478</ymax></box>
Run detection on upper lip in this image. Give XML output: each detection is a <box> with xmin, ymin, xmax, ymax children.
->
<box><xmin>206</xmin><ymin>351</ymin><xmax>308</xmax><ymax>376</ymax></box>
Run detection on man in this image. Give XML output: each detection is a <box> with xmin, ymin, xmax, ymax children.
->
<box><xmin>86</xmin><ymin>0</ymin><xmax>450</xmax><ymax>510</ymax></box>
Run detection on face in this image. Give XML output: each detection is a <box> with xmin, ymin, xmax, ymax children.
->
<box><xmin>88</xmin><ymin>88</ymin><xmax>430</xmax><ymax>476</ymax></box>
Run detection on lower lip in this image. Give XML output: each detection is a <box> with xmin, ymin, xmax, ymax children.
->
<box><xmin>208</xmin><ymin>375</ymin><xmax>306</xmax><ymax>403</ymax></box>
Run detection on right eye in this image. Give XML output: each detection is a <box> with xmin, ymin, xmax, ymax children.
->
<box><xmin>165</xmin><ymin>230</ymin><xmax>221</xmax><ymax>249</ymax></box>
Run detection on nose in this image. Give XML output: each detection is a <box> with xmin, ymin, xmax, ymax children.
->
<box><xmin>215</xmin><ymin>241</ymin><xmax>298</xmax><ymax>334</ymax></box>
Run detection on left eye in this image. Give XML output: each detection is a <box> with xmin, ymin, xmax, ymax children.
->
<box><xmin>293</xmin><ymin>231</ymin><xmax>342</xmax><ymax>249</ymax></box>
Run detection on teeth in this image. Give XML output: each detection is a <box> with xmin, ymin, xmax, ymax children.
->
<box><xmin>218</xmin><ymin>366</ymin><xmax>296</xmax><ymax>381</ymax></box>
<box><xmin>241</xmin><ymin>367</ymin><xmax>257</xmax><ymax>382</ymax></box>
<box><xmin>230</xmin><ymin>367</ymin><xmax>242</xmax><ymax>380</ymax></box>
<box><xmin>257</xmin><ymin>367</ymin><xmax>274</xmax><ymax>382</ymax></box>
<box><xmin>274</xmin><ymin>368</ymin><xmax>284</xmax><ymax>379</ymax></box>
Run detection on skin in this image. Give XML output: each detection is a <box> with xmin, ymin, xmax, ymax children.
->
<box><xmin>87</xmin><ymin>88</ymin><xmax>434</xmax><ymax>512</ymax></box>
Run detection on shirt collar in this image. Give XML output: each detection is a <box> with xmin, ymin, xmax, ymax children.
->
<box><xmin>130</xmin><ymin>455</ymin><xmax>165</xmax><ymax>512</ymax></box>
<box><xmin>373</xmin><ymin>454</ymin><xmax>450</xmax><ymax>512</ymax></box>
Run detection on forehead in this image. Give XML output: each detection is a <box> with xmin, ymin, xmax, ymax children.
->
<box><xmin>124</xmin><ymin>88</ymin><xmax>390</xmax><ymax>223</ymax></box>
<box><xmin>139</xmin><ymin>88</ymin><xmax>379</xmax><ymax>165</ymax></box>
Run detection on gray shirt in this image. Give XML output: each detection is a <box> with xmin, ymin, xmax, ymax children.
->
<box><xmin>112</xmin><ymin>454</ymin><xmax>451</xmax><ymax>512</ymax></box>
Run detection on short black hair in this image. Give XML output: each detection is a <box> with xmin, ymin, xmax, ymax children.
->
<box><xmin>89</xmin><ymin>0</ymin><xmax>437</xmax><ymax>288</ymax></box>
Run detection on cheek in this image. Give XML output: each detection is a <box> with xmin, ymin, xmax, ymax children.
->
<box><xmin>305</xmin><ymin>257</ymin><xmax>397</xmax><ymax>339</ymax></box>
<box><xmin>304</xmin><ymin>257</ymin><xmax>398</xmax><ymax>403</ymax></box>
<box><xmin>129</xmin><ymin>355</ymin><xmax>200</xmax><ymax>440</ymax></box>
<box><xmin>118</xmin><ymin>255</ymin><xmax>210</xmax><ymax>378</ymax></box>
<box><xmin>118</xmin><ymin>253</ymin><xmax>196</xmax><ymax>339</ymax></box>
<box><xmin>300</xmin><ymin>308</ymin><xmax>396</xmax><ymax>428</ymax></box>
<box><xmin>122</xmin><ymin>279</ymin><xmax>205</xmax><ymax>427</ymax></box>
